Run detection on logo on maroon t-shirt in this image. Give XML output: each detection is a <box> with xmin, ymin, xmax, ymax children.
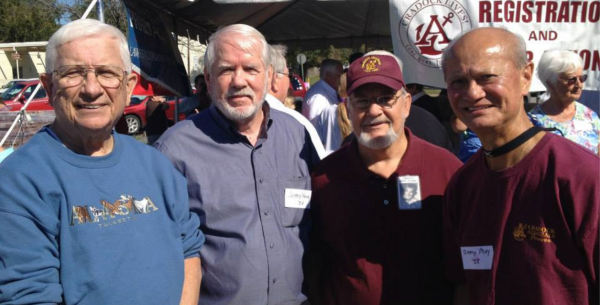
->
<box><xmin>513</xmin><ymin>222</ymin><xmax>555</xmax><ymax>243</ymax></box>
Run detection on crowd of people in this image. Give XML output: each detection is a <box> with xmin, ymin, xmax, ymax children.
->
<box><xmin>0</xmin><ymin>17</ymin><xmax>598</xmax><ymax>305</ymax></box>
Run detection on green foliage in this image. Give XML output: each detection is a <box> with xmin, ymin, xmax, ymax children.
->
<box><xmin>0</xmin><ymin>0</ymin><xmax>61</xmax><ymax>42</ymax></box>
<box><xmin>286</xmin><ymin>44</ymin><xmax>370</xmax><ymax>73</ymax></box>
<box><xmin>63</xmin><ymin>0</ymin><xmax>127</xmax><ymax>34</ymax></box>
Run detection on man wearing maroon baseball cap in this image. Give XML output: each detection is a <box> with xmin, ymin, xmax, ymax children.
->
<box><xmin>307</xmin><ymin>50</ymin><xmax>462</xmax><ymax>305</ymax></box>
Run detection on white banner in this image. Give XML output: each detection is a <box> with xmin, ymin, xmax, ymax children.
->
<box><xmin>390</xmin><ymin>0</ymin><xmax>600</xmax><ymax>91</ymax></box>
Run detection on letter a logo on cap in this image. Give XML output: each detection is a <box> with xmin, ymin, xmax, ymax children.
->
<box><xmin>362</xmin><ymin>56</ymin><xmax>382</xmax><ymax>73</ymax></box>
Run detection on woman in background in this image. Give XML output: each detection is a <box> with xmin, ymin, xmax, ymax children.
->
<box><xmin>530</xmin><ymin>50</ymin><xmax>600</xmax><ymax>155</ymax></box>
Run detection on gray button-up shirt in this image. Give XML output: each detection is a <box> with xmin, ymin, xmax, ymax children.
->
<box><xmin>155</xmin><ymin>103</ymin><xmax>319</xmax><ymax>305</ymax></box>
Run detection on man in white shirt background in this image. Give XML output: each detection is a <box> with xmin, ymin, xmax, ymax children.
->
<box><xmin>302</xmin><ymin>59</ymin><xmax>343</xmax><ymax>120</ymax></box>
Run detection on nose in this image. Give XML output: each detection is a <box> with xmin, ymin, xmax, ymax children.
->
<box><xmin>365</xmin><ymin>100</ymin><xmax>384</xmax><ymax>117</ymax></box>
<box><xmin>465</xmin><ymin>79</ymin><xmax>486</xmax><ymax>102</ymax></box>
<box><xmin>231</xmin><ymin>69</ymin><xmax>248</xmax><ymax>88</ymax></box>
<box><xmin>79</xmin><ymin>70</ymin><xmax>103</xmax><ymax>99</ymax></box>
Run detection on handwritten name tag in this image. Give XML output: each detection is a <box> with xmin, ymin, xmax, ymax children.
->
<box><xmin>460</xmin><ymin>245</ymin><xmax>494</xmax><ymax>270</ymax></box>
<box><xmin>284</xmin><ymin>188</ymin><xmax>312</xmax><ymax>209</ymax></box>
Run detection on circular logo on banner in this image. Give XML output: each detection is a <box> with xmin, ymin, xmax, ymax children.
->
<box><xmin>398</xmin><ymin>0</ymin><xmax>472</xmax><ymax>68</ymax></box>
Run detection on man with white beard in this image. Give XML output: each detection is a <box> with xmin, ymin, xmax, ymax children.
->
<box><xmin>307</xmin><ymin>51</ymin><xmax>461</xmax><ymax>305</ymax></box>
<box><xmin>154</xmin><ymin>24</ymin><xmax>319</xmax><ymax>305</ymax></box>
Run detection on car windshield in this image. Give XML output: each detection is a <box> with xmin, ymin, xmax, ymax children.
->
<box><xmin>130</xmin><ymin>95</ymin><xmax>147</xmax><ymax>105</ymax></box>
<box><xmin>0</xmin><ymin>83</ymin><xmax>26</xmax><ymax>101</ymax></box>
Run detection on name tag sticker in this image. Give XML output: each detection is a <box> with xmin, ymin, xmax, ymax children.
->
<box><xmin>397</xmin><ymin>175</ymin><xmax>422</xmax><ymax>210</ymax></box>
<box><xmin>460</xmin><ymin>245</ymin><xmax>494</xmax><ymax>270</ymax></box>
<box><xmin>284</xmin><ymin>188</ymin><xmax>312</xmax><ymax>209</ymax></box>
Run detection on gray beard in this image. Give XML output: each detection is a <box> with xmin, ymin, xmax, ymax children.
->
<box><xmin>357</xmin><ymin>125</ymin><xmax>399</xmax><ymax>149</ymax></box>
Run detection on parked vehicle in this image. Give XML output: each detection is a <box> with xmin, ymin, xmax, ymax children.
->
<box><xmin>122</xmin><ymin>95</ymin><xmax>186</xmax><ymax>134</ymax></box>
<box><xmin>0</xmin><ymin>78</ymin><xmax>38</xmax><ymax>94</ymax></box>
<box><xmin>0</xmin><ymin>80</ymin><xmax>52</xmax><ymax>111</ymax></box>
<box><xmin>289</xmin><ymin>73</ymin><xmax>307</xmax><ymax>100</ymax></box>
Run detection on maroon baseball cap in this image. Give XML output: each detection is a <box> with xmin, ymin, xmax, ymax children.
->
<box><xmin>346</xmin><ymin>53</ymin><xmax>405</xmax><ymax>95</ymax></box>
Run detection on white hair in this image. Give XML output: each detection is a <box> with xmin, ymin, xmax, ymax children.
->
<box><xmin>204</xmin><ymin>24</ymin><xmax>270</xmax><ymax>73</ymax></box>
<box><xmin>269</xmin><ymin>44</ymin><xmax>288</xmax><ymax>76</ymax></box>
<box><xmin>537</xmin><ymin>50</ymin><xmax>584</xmax><ymax>89</ymax></box>
<box><xmin>45</xmin><ymin>19</ymin><xmax>131</xmax><ymax>73</ymax></box>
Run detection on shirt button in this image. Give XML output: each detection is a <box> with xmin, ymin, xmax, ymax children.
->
<box><xmin>269</xmin><ymin>242</ymin><xmax>275</xmax><ymax>249</ymax></box>
<box><xmin>259</xmin><ymin>178</ymin><xmax>263</xmax><ymax>183</ymax></box>
<box><xmin>272</xmin><ymin>278</ymin><xmax>277</xmax><ymax>284</ymax></box>
<box><xmin>263</xmin><ymin>210</ymin><xmax>269</xmax><ymax>216</ymax></box>
<box><xmin>383</xmin><ymin>199</ymin><xmax>389</xmax><ymax>205</ymax></box>
<box><xmin>383</xmin><ymin>184</ymin><xmax>388</xmax><ymax>189</ymax></box>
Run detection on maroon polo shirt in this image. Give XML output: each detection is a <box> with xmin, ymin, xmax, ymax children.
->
<box><xmin>309</xmin><ymin>128</ymin><xmax>462</xmax><ymax>305</ymax></box>
<box><xmin>444</xmin><ymin>133</ymin><xmax>599</xmax><ymax>305</ymax></box>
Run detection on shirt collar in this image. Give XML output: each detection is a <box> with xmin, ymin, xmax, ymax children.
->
<box><xmin>208</xmin><ymin>101</ymin><xmax>273</xmax><ymax>143</ymax></box>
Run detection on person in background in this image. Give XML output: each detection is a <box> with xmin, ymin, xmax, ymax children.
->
<box><xmin>308</xmin><ymin>50</ymin><xmax>461</xmax><ymax>304</ymax></box>
<box><xmin>154</xmin><ymin>24</ymin><xmax>319</xmax><ymax>305</ymax></box>
<box><xmin>145</xmin><ymin>95</ymin><xmax>172</xmax><ymax>145</ymax></box>
<box><xmin>529</xmin><ymin>49</ymin><xmax>600</xmax><ymax>155</ymax></box>
<box><xmin>442</xmin><ymin>27</ymin><xmax>598</xmax><ymax>305</ymax></box>
<box><xmin>302</xmin><ymin>58</ymin><xmax>343</xmax><ymax>120</ymax></box>
<box><xmin>266</xmin><ymin>44</ymin><xmax>326</xmax><ymax>159</ymax></box>
<box><xmin>180</xmin><ymin>74</ymin><xmax>211</xmax><ymax>116</ymax></box>
<box><xmin>0</xmin><ymin>18</ymin><xmax>204</xmax><ymax>305</ymax></box>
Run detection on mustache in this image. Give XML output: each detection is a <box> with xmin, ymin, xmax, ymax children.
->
<box><xmin>362</xmin><ymin>117</ymin><xmax>391</xmax><ymax>126</ymax></box>
<box><xmin>226</xmin><ymin>88</ymin><xmax>255</xmax><ymax>99</ymax></box>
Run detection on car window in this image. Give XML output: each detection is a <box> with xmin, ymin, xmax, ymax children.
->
<box><xmin>0</xmin><ymin>83</ymin><xmax>25</xmax><ymax>100</ymax></box>
<box><xmin>34</xmin><ymin>87</ymin><xmax>47</xmax><ymax>99</ymax></box>
<box><xmin>23</xmin><ymin>86</ymin><xmax>34</xmax><ymax>98</ymax></box>
<box><xmin>290</xmin><ymin>76</ymin><xmax>303</xmax><ymax>91</ymax></box>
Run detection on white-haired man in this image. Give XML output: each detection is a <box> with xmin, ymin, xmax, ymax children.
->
<box><xmin>265</xmin><ymin>44</ymin><xmax>326</xmax><ymax>159</ymax></box>
<box><xmin>0</xmin><ymin>19</ymin><xmax>204</xmax><ymax>305</ymax></box>
<box><xmin>442</xmin><ymin>27</ymin><xmax>598</xmax><ymax>305</ymax></box>
<box><xmin>155</xmin><ymin>24</ymin><xmax>319</xmax><ymax>305</ymax></box>
<box><xmin>307</xmin><ymin>51</ymin><xmax>461</xmax><ymax>304</ymax></box>
<box><xmin>302</xmin><ymin>58</ymin><xmax>343</xmax><ymax>120</ymax></box>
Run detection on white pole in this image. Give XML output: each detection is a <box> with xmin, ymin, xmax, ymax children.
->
<box><xmin>97</xmin><ymin>0</ymin><xmax>105</xmax><ymax>23</ymax></box>
<box><xmin>81</xmin><ymin>0</ymin><xmax>99</xmax><ymax>19</ymax></box>
<box><xmin>0</xmin><ymin>83</ymin><xmax>43</xmax><ymax>147</ymax></box>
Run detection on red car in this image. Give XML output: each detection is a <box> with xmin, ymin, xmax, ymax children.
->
<box><xmin>1</xmin><ymin>80</ymin><xmax>52</xmax><ymax>111</ymax></box>
<box><xmin>289</xmin><ymin>73</ymin><xmax>307</xmax><ymax>100</ymax></box>
<box><xmin>122</xmin><ymin>95</ymin><xmax>186</xmax><ymax>134</ymax></box>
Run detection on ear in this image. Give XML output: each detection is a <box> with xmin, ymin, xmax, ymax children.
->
<box><xmin>520</xmin><ymin>62</ymin><xmax>534</xmax><ymax>96</ymax></box>
<box><xmin>40</xmin><ymin>73</ymin><xmax>54</xmax><ymax>106</ymax></box>
<box><xmin>270</xmin><ymin>71</ymin><xmax>278</xmax><ymax>94</ymax></box>
<box><xmin>204</xmin><ymin>68</ymin><xmax>212</xmax><ymax>92</ymax></box>
<box><xmin>125</xmin><ymin>72</ymin><xmax>138</xmax><ymax>107</ymax></box>
<box><xmin>402</xmin><ymin>92</ymin><xmax>412</xmax><ymax>119</ymax></box>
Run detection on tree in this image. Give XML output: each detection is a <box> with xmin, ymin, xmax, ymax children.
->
<box><xmin>62</xmin><ymin>0</ymin><xmax>127</xmax><ymax>33</ymax></box>
<box><xmin>0</xmin><ymin>0</ymin><xmax>61</xmax><ymax>42</ymax></box>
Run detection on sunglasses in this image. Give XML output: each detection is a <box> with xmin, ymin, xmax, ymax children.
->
<box><xmin>562</xmin><ymin>74</ymin><xmax>587</xmax><ymax>85</ymax></box>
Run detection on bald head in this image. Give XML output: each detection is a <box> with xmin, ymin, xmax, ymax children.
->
<box><xmin>441</xmin><ymin>27</ymin><xmax>534</xmax><ymax>139</ymax></box>
<box><xmin>442</xmin><ymin>27</ymin><xmax>528</xmax><ymax>74</ymax></box>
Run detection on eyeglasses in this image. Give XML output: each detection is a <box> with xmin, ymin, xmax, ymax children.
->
<box><xmin>562</xmin><ymin>74</ymin><xmax>587</xmax><ymax>86</ymax></box>
<box><xmin>53</xmin><ymin>65</ymin><xmax>126</xmax><ymax>89</ymax></box>
<box><xmin>350</xmin><ymin>94</ymin><xmax>398</xmax><ymax>110</ymax></box>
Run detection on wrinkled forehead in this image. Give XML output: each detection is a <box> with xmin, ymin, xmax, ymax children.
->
<box><xmin>214</xmin><ymin>35</ymin><xmax>265</xmax><ymax>65</ymax></box>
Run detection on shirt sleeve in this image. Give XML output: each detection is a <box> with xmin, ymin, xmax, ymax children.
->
<box><xmin>171</xmin><ymin>166</ymin><xmax>205</xmax><ymax>258</ymax></box>
<box><xmin>306</xmin><ymin>94</ymin><xmax>331</xmax><ymax>121</ymax></box>
<box><xmin>0</xmin><ymin>171</ymin><xmax>62</xmax><ymax>304</ymax></box>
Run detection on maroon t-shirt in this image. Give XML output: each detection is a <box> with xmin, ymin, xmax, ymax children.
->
<box><xmin>444</xmin><ymin>133</ymin><xmax>599</xmax><ymax>305</ymax></box>
<box><xmin>309</xmin><ymin>129</ymin><xmax>462</xmax><ymax>305</ymax></box>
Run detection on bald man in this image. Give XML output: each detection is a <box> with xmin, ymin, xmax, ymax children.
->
<box><xmin>441</xmin><ymin>27</ymin><xmax>598</xmax><ymax>305</ymax></box>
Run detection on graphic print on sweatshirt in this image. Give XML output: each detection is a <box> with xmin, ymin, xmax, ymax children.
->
<box><xmin>70</xmin><ymin>194</ymin><xmax>159</xmax><ymax>227</ymax></box>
